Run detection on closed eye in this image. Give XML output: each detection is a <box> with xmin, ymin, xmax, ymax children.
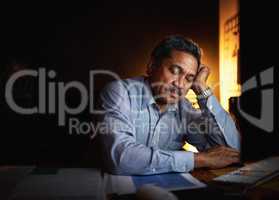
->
<box><xmin>169</xmin><ymin>65</ymin><xmax>183</xmax><ymax>75</ymax></box>
<box><xmin>185</xmin><ymin>75</ymin><xmax>195</xmax><ymax>82</ymax></box>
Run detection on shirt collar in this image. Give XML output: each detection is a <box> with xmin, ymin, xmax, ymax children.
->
<box><xmin>141</xmin><ymin>77</ymin><xmax>156</xmax><ymax>110</ymax></box>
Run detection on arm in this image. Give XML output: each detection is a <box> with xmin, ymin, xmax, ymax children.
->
<box><xmin>186</xmin><ymin>96</ymin><xmax>241</xmax><ymax>168</ymax></box>
<box><xmin>188</xmin><ymin>64</ymin><xmax>240</xmax><ymax>151</ymax></box>
<box><xmin>99</xmin><ymin>81</ymin><xmax>194</xmax><ymax>175</ymax></box>
<box><xmin>186</xmin><ymin>95</ymin><xmax>241</xmax><ymax>151</ymax></box>
<box><xmin>189</xmin><ymin>65</ymin><xmax>241</xmax><ymax>169</ymax></box>
<box><xmin>199</xmin><ymin>95</ymin><xmax>241</xmax><ymax>150</ymax></box>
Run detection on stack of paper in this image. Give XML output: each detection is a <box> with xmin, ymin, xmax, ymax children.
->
<box><xmin>105</xmin><ymin>173</ymin><xmax>206</xmax><ymax>195</ymax></box>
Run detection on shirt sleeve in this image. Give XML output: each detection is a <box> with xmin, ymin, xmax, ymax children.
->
<box><xmin>98</xmin><ymin>81</ymin><xmax>194</xmax><ymax>175</ymax></box>
<box><xmin>186</xmin><ymin>95</ymin><xmax>241</xmax><ymax>151</ymax></box>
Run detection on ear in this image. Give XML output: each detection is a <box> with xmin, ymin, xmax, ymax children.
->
<box><xmin>146</xmin><ymin>59</ymin><xmax>155</xmax><ymax>75</ymax></box>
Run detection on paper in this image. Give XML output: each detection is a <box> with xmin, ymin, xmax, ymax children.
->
<box><xmin>11</xmin><ymin>168</ymin><xmax>106</xmax><ymax>200</ymax></box>
<box><xmin>106</xmin><ymin>173</ymin><xmax>206</xmax><ymax>195</ymax></box>
<box><xmin>213</xmin><ymin>156</ymin><xmax>279</xmax><ymax>184</ymax></box>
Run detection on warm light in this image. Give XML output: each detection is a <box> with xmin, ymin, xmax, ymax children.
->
<box><xmin>186</xmin><ymin>89</ymin><xmax>199</xmax><ymax>109</ymax></box>
<box><xmin>219</xmin><ymin>0</ymin><xmax>241</xmax><ymax>111</ymax></box>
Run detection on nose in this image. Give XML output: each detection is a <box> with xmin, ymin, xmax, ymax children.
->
<box><xmin>174</xmin><ymin>76</ymin><xmax>185</xmax><ymax>89</ymax></box>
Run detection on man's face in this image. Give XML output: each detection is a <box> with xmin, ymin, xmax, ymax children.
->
<box><xmin>149</xmin><ymin>49</ymin><xmax>199</xmax><ymax>105</ymax></box>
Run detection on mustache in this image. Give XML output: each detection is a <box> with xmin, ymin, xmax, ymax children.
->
<box><xmin>150</xmin><ymin>82</ymin><xmax>184</xmax><ymax>97</ymax></box>
<box><xmin>166</xmin><ymin>85</ymin><xmax>183</xmax><ymax>96</ymax></box>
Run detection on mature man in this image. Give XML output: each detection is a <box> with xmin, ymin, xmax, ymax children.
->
<box><xmin>98</xmin><ymin>35</ymin><xmax>240</xmax><ymax>175</ymax></box>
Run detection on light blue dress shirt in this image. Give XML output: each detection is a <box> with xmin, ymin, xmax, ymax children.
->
<box><xmin>99</xmin><ymin>76</ymin><xmax>240</xmax><ymax>175</ymax></box>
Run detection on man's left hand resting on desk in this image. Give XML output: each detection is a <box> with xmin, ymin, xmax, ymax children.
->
<box><xmin>98</xmin><ymin>36</ymin><xmax>241</xmax><ymax>175</ymax></box>
<box><xmin>194</xmin><ymin>145</ymin><xmax>240</xmax><ymax>169</ymax></box>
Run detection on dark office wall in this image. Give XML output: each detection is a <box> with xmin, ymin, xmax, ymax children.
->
<box><xmin>1</xmin><ymin>1</ymin><xmax>219</xmax><ymax>91</ymax></box>
<box><xmin>0</xmin><ymin>1</ymin><xmax>219</xmax><ymax>165</ymax></box>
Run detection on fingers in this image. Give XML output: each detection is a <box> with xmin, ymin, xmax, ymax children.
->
<box><xmin>206</xmin><ymin>145</ymin><xmax>240</xmax><ymax>159</ymax></box>
<box><xmin>220</xmin><ymin>145</ymin><xmax>240</xmax><ymax>153</ymax></box>
<box><xmin>224</xmin><ymin>151</ymin><xmax>240</xmax><ymax>160</ymax></box>
<box><xmin>221</xmin><ymin>146</ymin><xmax>240</xmax><ymax>163</ymax></box>
<box><xmin>199</xmin><ymin>64</ymin><xmax>210</xmax><ymax>75</ymax></box>
<box><xmin>206</xmin><ymin>145</ymin><xmax>239</xmax><ymax>153</ymax></box>
<box><xmin>218</xmin><ymin>150</ymin><xmax>240</xmax><ymax>167</ymax></box>
<box><xmin>202</xmin><ymin>145</ymin><xmax>241</xmax><ymax>168</ymax></box>
<box><xmin>226</xmin><ymin>154</ymin><xmax>240</xmax><ymax>164</ymax></box>
<box><xmin>195</xmin><ymin>65</ymin><xmax>210</xmax><ymax>84</ymax></box>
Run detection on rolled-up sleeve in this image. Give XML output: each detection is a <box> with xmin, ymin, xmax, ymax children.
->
<box><xmin>203</xmin><ymin>95</ymin><xmax>241</xmax><ymax>150</ymax></box>
<box><xmin>187</xmin><ymin>95</ymin><xmax>241</xmax><ymax>151</ymax></box>
<box><xmin>99</xmin><ymin>81</ymin><xmax>194</xmax><ymax>175</ymax></box>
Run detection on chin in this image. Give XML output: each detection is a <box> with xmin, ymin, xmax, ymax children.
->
<box><xmin>166</xmin><ymin>97</ymin><xmax>179</xmax><ymax>105</ymax></box>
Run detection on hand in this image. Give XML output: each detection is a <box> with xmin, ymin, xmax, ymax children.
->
<box><xmin>192</xmin><ymin>64</ymin><xmax>210</xmax><ymax>95</ymax></box>
<box><xmin>194</xmin><ymin>145</ymin><xmax>240</xmax><ymax>169</ymax></box>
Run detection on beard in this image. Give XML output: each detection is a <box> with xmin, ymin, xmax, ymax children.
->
<box><xmin>153</xmin><ymin>84</ymin><xmax>185</xmax><ymax>105</ymax></box>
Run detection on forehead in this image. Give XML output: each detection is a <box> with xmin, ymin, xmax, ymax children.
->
<box><xmin>166</xmin><ymin>50</ymin><xmax>199</xmax><ymax>73</ymax></box>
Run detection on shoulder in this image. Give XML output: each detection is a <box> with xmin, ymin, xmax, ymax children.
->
<box><xmin>100</xmin><ymin>76</ymin><xmax>146</xmax><ymax>112</ymax></box>
<box><xmin>102</xmin><ymin>76</ymin><xmax>146</xmax><ymax>96</ymax></box>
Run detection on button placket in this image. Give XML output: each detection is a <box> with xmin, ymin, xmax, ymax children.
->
<box><xmin>151</xmin><ymin>109</ymin><xmax>164</xmax><ymax>147</ymax></box>
<box><xmin>147</xmin><ymin>105</ymin><xmax>160</xmax><ymax>147</ymax></box>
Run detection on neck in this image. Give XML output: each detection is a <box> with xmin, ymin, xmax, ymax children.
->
<box><xmin>155</xmin><ymin>100</ymin><xmax>168</xmax><ymax>113</ymax></box>
<box><xmin>146</xmin><ymin>76</ymin><xmax>169</xmax><ymax>113</ymax></box>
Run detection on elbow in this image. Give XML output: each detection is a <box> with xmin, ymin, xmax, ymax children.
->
<box><xmin>103</xmin><ymin>151</ymin><xmax>131</xmax><ymax>175</ymax></box>
<box><xmin>102</xmin><ymin>142</ymin><xmax>153</xmax><ymax>175</ymax></box>
<box><xmin>104</xmin><ymin>160</ymin><xmax>136</xmax><ymax>175</ymax></box>
<box><xmin>104</xmin><ymin>165</ymin><xmax>124</xmax><ymax>175</ymax></box>
<box><xmin>104</xmin><ymin>151</ymin><xmax>149</xmax><ymax>175</ymax></box>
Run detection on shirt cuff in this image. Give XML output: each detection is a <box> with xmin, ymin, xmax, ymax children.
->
<box><xmin>173</xmin><ymin>151</ymin><xmax>194</xmax><ymax>172</ymax></box>
<box><xmin>198</xmin><ymin>95</ymin><xmax>241</xmax><ymax>150</ymax></box>
<box><xmin>198</xmin><ymin>95</ymin><xmax>223</xmax><ymax>116</ymax></box>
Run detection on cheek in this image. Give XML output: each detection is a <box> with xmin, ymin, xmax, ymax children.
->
<box><xmin>162</xmin><ymin>71</ymin><xmax>177</xmax><ymax>85</ymax></box>
<box><xmin>186</xmin><ymin>82</ymin><xmax>194</xmax><ymax>88</ymax></box>
<box><xmin>152</xmin><ymin>68</ymin><xmax>169</xmax><ymax>82</ymax></box>
<box><xmin>156</xmin><ymin>69</ymin><xmax>176</xmax><ymax>86</ymax></box>
<box><xmin>182</xmin><ymin>82</ymin><xmax>193</xmax><ymax>94</ymax></box>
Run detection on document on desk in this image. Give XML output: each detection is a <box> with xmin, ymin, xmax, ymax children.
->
<box><xmin>11</xmin><ymin>168</ymin><xmax>106</xmax><ymax>200</ymax></box>
<box><xmin>105</xmin><ymin>173</ymin><xmax>206</xmax><ymax>195</ymax></box>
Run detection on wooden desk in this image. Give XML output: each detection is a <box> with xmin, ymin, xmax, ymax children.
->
<box><xmin>191</xmin><ymin>165</ymin><xmax>240</xmax><ymax>183</ymax></box>
<box><xmin>0</xmin><ymin>166</ymin><xmax>105</xmax><ymax>200</ymax></box>
<box><xmin>190</xmin><ymin>165</ymin><xmax>279</xmax><ymax>200</ymax></box>
<box><xmin>1</xmin><ymin>165</ymin><xmax>278</xmax><ymax>200</ymax></box>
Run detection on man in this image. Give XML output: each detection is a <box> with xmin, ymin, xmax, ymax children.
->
<box><xmin>98</xmin><ymin>35</ymin><xmax>240</xmax><ymax>175</ymax></box>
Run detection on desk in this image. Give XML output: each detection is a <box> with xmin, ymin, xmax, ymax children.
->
<box><xmin>190</xmin><ymin>165</ymin><xmax>279</xmax><ymax>200</ymax></box>
<box><xmin>1</xmin><ymin>165</ymin><xmax>278</xmax><ymax>200</ymax></box>
<box><xmin>0</xmin><ymin>166</ymin><xmax>106</xmax><ymax>200</ymax></box>
<box><xmin>111</xmin><ymin>164</ymin><xmax>279</xmax><ymax>200</ymax></box>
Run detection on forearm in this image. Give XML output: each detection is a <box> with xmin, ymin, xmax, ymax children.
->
<box><xmin>198</xmin><ymin>95</ymin><xmax>241</xmax><ymax>150</ymax></box>
<box><xmin>102</xmin><ymin>134</ymin><xmax>195</xmax><ymax>175</ymax></box>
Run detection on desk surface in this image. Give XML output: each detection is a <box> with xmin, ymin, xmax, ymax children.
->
<box><xmin>1</xmin><ymin>164</ymin><xmax>279</xmax><ymax>200</ymax></box>
<box><xmin>191</xmin><ymin>165</ymin><xmax>279</xmax><ymax>200</ymax></box>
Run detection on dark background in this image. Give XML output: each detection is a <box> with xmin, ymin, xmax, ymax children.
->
<box><xmin>238</xmin><ymin>1</ymin><xmax>278</xmax><ymax>160</ymax></box>
<box><xmin>1</xmin><ymin>1</ymin><xmax>219</xmax><ymax>81</ymax></box>
<box><xmin>0</xmin><ymin>1</ymin><xmax>278</xmax><ymax>165</ymax></box>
